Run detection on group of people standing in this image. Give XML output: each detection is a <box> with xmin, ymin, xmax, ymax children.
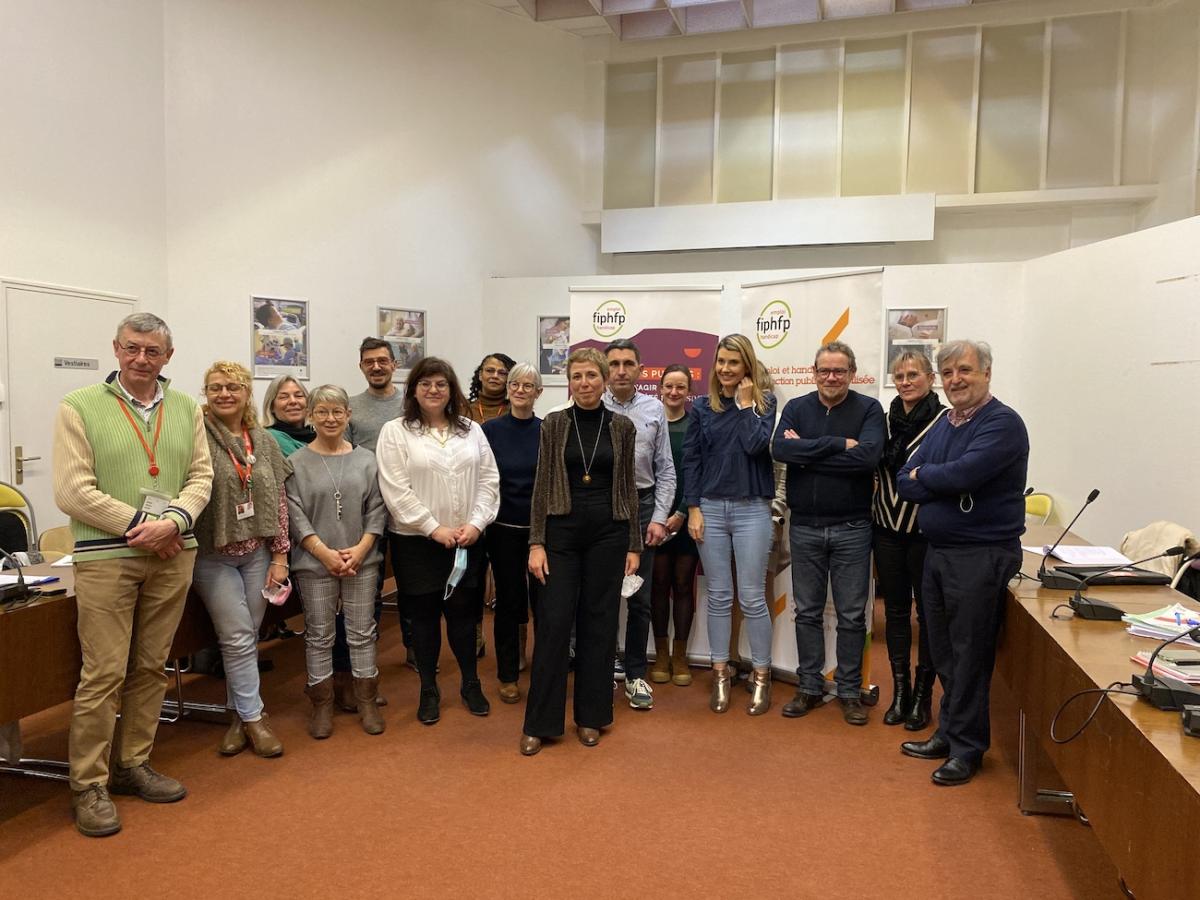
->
<box><xmin>53</xmin><ymin>311</ymin><xmax>1027</xmax><ymax>838</ymax></box>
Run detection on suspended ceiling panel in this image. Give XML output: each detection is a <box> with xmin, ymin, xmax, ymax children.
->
<box><xmin>477</xmin><ymin>0</ymin><xmax>1022</xmax><ymax>41</ymax></box>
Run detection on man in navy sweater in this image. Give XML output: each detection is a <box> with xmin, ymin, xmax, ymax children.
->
<box><xmin>772</xmin><ymin>341</ymin><xmax>884</xmax><ymax>725</ymax></box>
<box><xmin>897</xmin><ymin>339</ymin><xmax>1028</xmax><ymax>786</ymax></box>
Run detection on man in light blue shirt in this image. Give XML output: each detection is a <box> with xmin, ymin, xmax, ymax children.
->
<box><xmin>604</xmin><ymin>339</ymin><xmax>676</xmax><ymax>710</ymax></box>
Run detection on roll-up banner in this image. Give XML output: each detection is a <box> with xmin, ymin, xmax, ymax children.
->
<box><xmin>741</xmin><ymin>269</ymin><xmax>884</xmax><ymax>687</ymax></box>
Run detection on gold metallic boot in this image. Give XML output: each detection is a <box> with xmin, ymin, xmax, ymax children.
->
<box><xmin>710</xmin><ymin>664</ymin><xmax>734</xmax><ymax>713</ymax></box>
<box><xmin>747</xmin><ymin>668</ymin><xmax>772</xmax><ymax>716</ymax></box>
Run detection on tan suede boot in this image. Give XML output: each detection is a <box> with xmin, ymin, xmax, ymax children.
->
<box><xmin>649</xmin><ymin>637</ymin><xmax>671</xmax><ymax>683</ymax></box>
<box><xmin>671</xmin><ymin>640</ymin><xmax>692</xmax><ymax>686</ymax></box>
<box><xmin>305</xmin><ymin>678</ymin><xmax>335</xmax><ymax>740</ymax></box>
<box><xmin>244</xmin><ymin>713</ymin><xmax>284</xmax><ymax>757</ymax></box>
<box><xmin>354</xmin><ymin>675</ymin><xmax>386</xmax><ymax>735</ymax></box>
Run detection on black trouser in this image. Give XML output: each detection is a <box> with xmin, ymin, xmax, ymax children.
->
<box><xmin>523</xmin><ymin>490</ymin><xmax>626</xmax><ymax>738</ymax></box>
<box><xmin>485</xmin><ymin>523</ymin><xmax>535</xmax><ymax>684</ymax></box>
<box><xmin>620</xmin><ymin>489</ymin><xmax>656</xmax><ymax>679</ymax></box>
<box><xmin>332</xmin><ymin>537</ymin><xmax>386</xmax><ymax>673</ymax></box>
<box><xmin>406</xmin><ymin>582</ymin><xmax>479</xmax><ymax>692</ymax></box>
<box><xmin>872</xmin><ymin>527</ymin><xmax>932</xmax><ymax>670</ymax></box>
<box><xmin>922</xmin><ymin>542</ymin><xmax>1022</xmax><ymax>764</ymax></box>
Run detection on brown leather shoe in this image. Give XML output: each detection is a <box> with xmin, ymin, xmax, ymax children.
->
<box><xmin>498</xmin><ymin>682</ymin><xmax>521</xmax><ymax>704</ymax></box>
<box><xmin>109</xmin><ymin>762</ymin><xmax>187</xmax><ymax>803</ymax></box>
<box><xmin>519</xmin><ymin>734</ymin><xmax>542</xmax><ymax>756</ymax></box>
<box><xmin>840</xmin><ymin>697</ymin><xmax>869</xmax><ymax>726</ymax></box>
<box><xmin>244</xmin><ymin>713</ymin><xmax>284</xmax><ymax>757</ymax></box>
<box><xmin>72</xmin><ymin>784</ymin><xmax>121</xmax><ymax>837</ymax></box>
<box><xmin>576</xmin><ymin>726</ymin><xmax>600</xmax><ymax>747</ymax></box>
<box><xmin>333</xmin><ymin>671</ymin><xmax>357</xmax><ymax>713</ymax></box>
<box><xmin>305</xmin><ymin>677</ymin><xmax>335</xmax><ymax>739</ymax></box>
<box><xmin>219</xmin><ymin>712</ymin><xmax>247</xmax><ymax>755</ymax></box>
<box><xmin>353</xmin><ymin>675</ymin><xmax>386</xmax><ymax>735</ymax></box>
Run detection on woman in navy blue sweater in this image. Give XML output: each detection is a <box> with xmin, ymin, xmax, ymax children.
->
<box><xmin>482</xmin><ymin>362</ymin><xmax>543</xmax><ymax>705</ymax></box>
<box><xmin>682</xmin><ymin>334</ymin><xmax>778</xmax><ymax>716</ymax></box>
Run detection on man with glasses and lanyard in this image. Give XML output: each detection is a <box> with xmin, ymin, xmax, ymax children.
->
<box><xmin>772</xmin><ymin>341</ymin><xmax>884</xmax><ymax>726</ymax></box>
<box><xmin>53</xmin><ymin>312</ymin><xmax>212</xmax><ymax>837</ymax></box>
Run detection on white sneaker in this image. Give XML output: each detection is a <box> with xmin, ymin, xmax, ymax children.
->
<box><xmin>624</xmin><ymin>677</ymin><xmax>654</xmax><ymax>710</ymax></box>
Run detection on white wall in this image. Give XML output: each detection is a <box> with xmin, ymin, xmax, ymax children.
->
<box><xmin>1021</xmin><ymin>215</ymin><xmax>1200</xmax><ymax>548</ymax></box>
<box><xmin>162</xmin><ymin>0</ymin><xmax>598</xmax><ymax>395</ymax></box>
<box><xmin>483</xmin><ymin>261</ymin><xmax>1025</xmax><ymax>413</ymax></box>
<box><xmin>0</xmin><ymin>0</ymin><xmax>167</xmax><ymax>307</ymax></box>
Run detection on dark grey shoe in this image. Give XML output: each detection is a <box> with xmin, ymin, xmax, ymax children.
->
<box><xmin>840</xmin><ymin>697</ymin><xmax>869</xmax><ymax>726</ymax></box>
<box><xmin>72</xmin><ymin>784</ymin><xmax>121</xmax><ymax>837</ymax></box>
<box><xmin>109</xmin><ymin>762</ymin><xmax>187</xmax><ymax>803</ymax></box>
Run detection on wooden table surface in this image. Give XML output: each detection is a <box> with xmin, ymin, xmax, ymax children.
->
<box><xmin>998</xmin><ymin>526</ymin><xmax>1200</xmax><ymax>900</ymax></box>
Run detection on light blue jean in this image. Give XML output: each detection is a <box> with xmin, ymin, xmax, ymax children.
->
<box><xmin>697</xmin><ymin>497</ymin><xmax>774</xmax><ymax>668</ymax></box>
<box><xmin>192</xmin><ymin>546</ymin><xmax>270</xmax><ymax>721</ymax></box>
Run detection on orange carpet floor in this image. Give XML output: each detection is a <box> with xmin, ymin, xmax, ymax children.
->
<box><xmin>0</xmin><ymin>606</ymin><xmax>1120</xmax><ymax>899</ymax></box>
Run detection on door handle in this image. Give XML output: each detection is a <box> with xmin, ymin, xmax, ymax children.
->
<box><xmin>13</xmin><ymin>445</ymin><xmax>40</xmax><ymax>485</ymax></box>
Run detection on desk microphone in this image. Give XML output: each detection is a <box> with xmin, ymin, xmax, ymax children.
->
<box><xmin>1038</xmin><ymin>488</ymin><xmax>1100</xmax><ymax>589</ymax></box>
<box><xmin>1069</xmin><ymin>546</ymin><xmax>1186</xmax><ymax>620</ymax></box>
<box><xmin>0</xmin><ymin>546</ymin><xmax>30</xmax><ymax>605</ymax></box>
<box><xmin>1133</xmin><ymin>624</ymin><xmax>1200</xmax><ymax>710</ymax></box>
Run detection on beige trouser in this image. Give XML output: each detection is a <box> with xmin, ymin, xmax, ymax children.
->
<box><xmin>68</xmin><ymin>550</ymin><xmax>196</xmax><ymax>790</ymax></box>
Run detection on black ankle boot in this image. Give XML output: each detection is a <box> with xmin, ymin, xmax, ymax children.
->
<box><xmin>904</xmin><ymin>666</ymin><xmax>935</xmax><ymax>731</ymax></box>
<box><xmin>883</xmin><ymin>662</ymin><xmax>911</xmax><ymax>726</ymax></box>
<box><xmin>460</xmin><ymin>679</ymin><xmax>490</xmax><ymax>717</ymax></box>
<box><xmin>417</xmin><ymin>684</ymin><xmax>441</xmax><ymax>725</ymax></box>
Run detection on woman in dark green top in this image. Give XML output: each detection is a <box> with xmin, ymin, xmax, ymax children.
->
<box><xmin>648</xmin><ymin>364</ymin><xmax>700</xmax><ymax>687</ymax></box>
<box><xmin>261</xmin><ymin>375</ymin><xmax>315</xmax><ymax>456</ymax></box>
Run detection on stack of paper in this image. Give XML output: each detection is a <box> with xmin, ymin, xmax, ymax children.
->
<box><xmin>1123</xmin><ymin>603</ymin><xmax>1200</xmax><ymax>646</ymax></box>
<box><xmin>1130</xmin><ymin>649</ymin><xmax>1200</xmax><ymax>685</ymax></box>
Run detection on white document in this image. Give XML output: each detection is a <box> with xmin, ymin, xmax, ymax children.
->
<box><xmin>1044</xmin><ymin>545</ymin><xmax>1131</xmax><ymax>566</ymax></box>
<box><xmin>51</xmin><ymin>555</ymin><xmax>73</xmax><ymax>567</ymax></box>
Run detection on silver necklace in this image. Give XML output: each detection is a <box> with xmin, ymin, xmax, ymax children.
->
<box><xmin>571</xmin><ymin>407</ymin><xmax>605</xmax><ymax>485</ymax></box>
<box><xmin>318</xmin><ymin>451</ymin><xmax>347</xmax><ymax>520</ymax></box>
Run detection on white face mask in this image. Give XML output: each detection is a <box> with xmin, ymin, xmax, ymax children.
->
<box><xmin>444</xmin><ymin>546</ymin><xmax>469</xmax><ymax>600</ymax></box>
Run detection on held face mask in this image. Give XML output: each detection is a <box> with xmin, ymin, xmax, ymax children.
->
<box><xmin>444</xmin><ymin>546</ymin><xmax>469</xmax><ymax>600</ymax></box>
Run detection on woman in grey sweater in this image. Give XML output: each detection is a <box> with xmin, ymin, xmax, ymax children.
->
<box><xmin>286</xmin><ymin>385</ymin><xmax>388</xmax><ymax>738</ymax></box>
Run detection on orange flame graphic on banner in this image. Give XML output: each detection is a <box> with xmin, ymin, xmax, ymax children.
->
<box><xmin>822</xmin><ymin>308</ymin><xmax>851</xmax><ymax>345</ymax></box>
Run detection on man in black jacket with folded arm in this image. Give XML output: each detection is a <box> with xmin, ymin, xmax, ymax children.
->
<box><xmin>897</xmin><ymin>339</ymin><xmax>1028</xmax><ymax>786</ymax></box>
<box><xmin>772</xmin><ymin>341</ymin><xmax>884</xmax><ymax>726</ymax></box>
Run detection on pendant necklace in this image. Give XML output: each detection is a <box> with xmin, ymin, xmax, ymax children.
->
<box><xmin>319</xmin><ymin>451</ymin><xmax>347</xmax><ymax>520</ymax></box>
<box><xmin>571</xmin><ymin>407</ymin><xmax>605</xmax><ymax>485</ymax></box>
<box><xmin>427</xmin><ymin>425</ymin><xmax>450</xmax><ymax>448</ymax></box>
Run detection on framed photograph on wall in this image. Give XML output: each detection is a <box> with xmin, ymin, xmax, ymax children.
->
<box><xmin>377</xmin><ymin>307</ymin><xmax>427</xmax><ymax>381</ymax></box>
<box><xmin>537</xmin><ymin>314</ymin><xmax>570</xmax><ymax>386</ymax></box>
<box><xmin>884</xmin><ymin>307</ymin><xmax>946</xmax><ymax>385</ymax></box>
<box><xmin>252</xmin><ymin>295</ymin><xmax>309</xmax><ymax>380</ymax></box>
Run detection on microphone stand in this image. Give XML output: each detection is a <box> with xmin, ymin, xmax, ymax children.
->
<box><xmin>1070</xmin><ymin>547</ymin><xmax>1186</xmax><ymax>621</ymax></box>
<box><xmin>1038</xmin><ymin>488</ymin><xmax>1100</xmax><ymax>590</ymax></box>
<box><xmin>0</xmin><ymin>547</ymin><xmax>30</xmax><ymax>605</ymax></box>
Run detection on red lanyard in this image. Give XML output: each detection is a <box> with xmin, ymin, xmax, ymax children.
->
<box><xmin>227</xmin><ymin>429</ymin><xmax>254</xmax><ymax>495</ymax></box>
<box><xmin>115</xmin><ymin>395</ymin><xmax>165</xmax><ymax>478</ymax></box>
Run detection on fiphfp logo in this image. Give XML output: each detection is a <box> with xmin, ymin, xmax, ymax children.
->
<box><xmin>755</xmin><ymin>300</ymin><xmax>792</xmax><ymax>350</ymax></box>
<box><xmin>592</xmin><ymin>300</ymin><xmax>627</xmax><ymax>338</ymax></box>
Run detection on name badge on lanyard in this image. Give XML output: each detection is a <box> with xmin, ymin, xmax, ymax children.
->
<box><xmin>139</xmin><ymin>487</ymin><xmax>171</xmax><ymax>517</ymax></box>
<box><xmin>229</xmin><ymin>427</ymin><xmax>257</xmax><ymax>521</ymax></box>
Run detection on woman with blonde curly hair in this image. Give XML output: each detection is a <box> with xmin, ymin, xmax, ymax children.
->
<box><xmin>192</xmin><ymin>361</ymin><xmax>292</xmax><ymax>758</ymax></box>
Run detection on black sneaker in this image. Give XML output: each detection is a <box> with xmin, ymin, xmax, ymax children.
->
<box><xmin>461</xmin><ymin>680</ymin><xmax>490</xmax><ymax>717</ymax></box>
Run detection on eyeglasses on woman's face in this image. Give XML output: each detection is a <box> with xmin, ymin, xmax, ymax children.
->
<box><xmin>205</xmin><ymin>382</ymin><xmax>246</xmax><ymax>395</ymax></box>
<box><xmin>311</xmin><ymin>407</ymin><xmax>348</xmax><ymax>421</ymax></box>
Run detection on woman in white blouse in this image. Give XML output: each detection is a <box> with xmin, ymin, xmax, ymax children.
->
<box><xmin>376</xmin><ymin>357</ymin><xmax>500</xmax><ymax>725</ymax></box>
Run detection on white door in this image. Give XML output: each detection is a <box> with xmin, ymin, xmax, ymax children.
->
<box><xmin>2</xmin><ymin>281</ymin><xmax>135</xmax><ymax>534</ymax></box>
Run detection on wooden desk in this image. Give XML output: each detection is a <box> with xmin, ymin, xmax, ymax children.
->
<box><xmin>996</xmin><ymin>527</ymin><xmax>1200</xmax><ymax>900</ymax></box>
<box><xmin>0</xmin><ymin>562</ymin><xmax>297</xmax><ymax>724</ymax></box>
